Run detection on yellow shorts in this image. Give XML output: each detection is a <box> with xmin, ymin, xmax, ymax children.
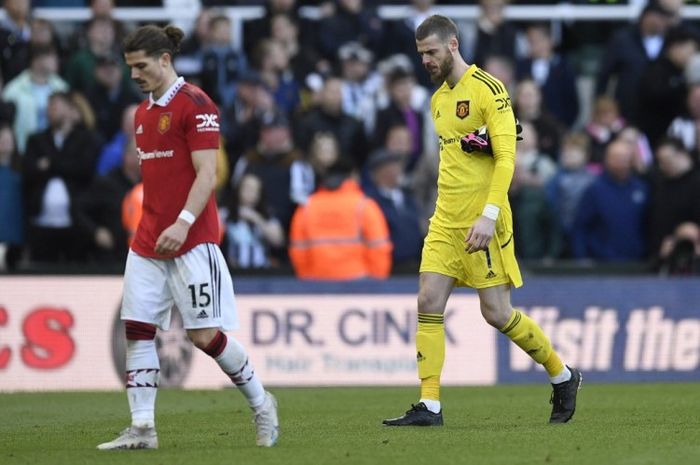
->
<box><xmin>420</xmin><ymin>219</ymin><xmax>523</xmax><ymax>289</ymax></box>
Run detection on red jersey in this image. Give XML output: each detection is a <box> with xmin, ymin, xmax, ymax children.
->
<box><xmin>132</xmin><ymin>77</ymin><xmax>220</xmax><ymax>258</ymax></box>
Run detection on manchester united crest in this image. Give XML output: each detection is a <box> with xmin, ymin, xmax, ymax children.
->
<box><xmin>456</xmin><ymin>100</ymin><xmax>470</xmax><ymax>119</ymax></box>
<box><xmin>157</xmin><ymin>112</ymin><xmax>172</xmax><ymax>134</ymax></box>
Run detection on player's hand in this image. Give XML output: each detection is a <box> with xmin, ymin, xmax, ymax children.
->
<box><xmin>154</xmin><ymin>220</ymin><xmax>190</xmax><ymax>256</ymax></box>
<box><xmin>465</xmin><ymin>216</ymin><xmax>496</xmax><ymax>254</ymax></box>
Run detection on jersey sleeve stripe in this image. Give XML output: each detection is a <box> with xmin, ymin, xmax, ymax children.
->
<box><xmin>472</xmin><ymin>74</ymin><xmax>499</xmax><ymax>95</ymax></box>
<box><xmin>474</xmin><ymin>70</ymin><xmax>504</xmax><ymax>94</ymax></box>
<box><xmin>474</xmin><ymin>69</ymin><xmax>504</xmax><ymax>93</ymax></box>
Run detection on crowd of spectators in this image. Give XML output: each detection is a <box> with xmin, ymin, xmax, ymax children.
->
<box><xmin>1</xmin><ymin>0</ymin><xmax>700</xmax><ymax>277</ymax></box>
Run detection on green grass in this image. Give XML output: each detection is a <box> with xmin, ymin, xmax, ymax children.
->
<box><xmin>1</xmin><ymin>384</ymin><xmax>698</xmax><ymax>465</ymax></box>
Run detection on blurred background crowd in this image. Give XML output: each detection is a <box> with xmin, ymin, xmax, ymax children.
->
<box><xmin>1</xmin><ymin>0</ymin><xmax>700</xmax><ymax>277</ymax></box>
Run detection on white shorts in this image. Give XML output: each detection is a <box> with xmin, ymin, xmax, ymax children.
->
<box><xmin>121</xmin><ymin>243</ymin><xmax>238</xmax><ymax>331</ymax></box>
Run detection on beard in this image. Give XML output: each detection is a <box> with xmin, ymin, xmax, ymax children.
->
<box><xmin>428</xmin><ymin>53</ymin><xmax>454</xmax><ymax>84</ymax></box>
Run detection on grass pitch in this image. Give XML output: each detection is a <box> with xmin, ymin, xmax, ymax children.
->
<box><xmin>1</xmin><ymin>384</ymin><xmax>698</xmax><ymax>465</ymax></box>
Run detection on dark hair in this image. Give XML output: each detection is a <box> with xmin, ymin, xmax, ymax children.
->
<box><xmin>123</xmin><ymin>24</ymin><xmax>184</xmax><ymax>58</ymax></box>
<box><xmin>415</xmin><ymin>15</ymin><xmax>459</xmax><ymax>42</ymax></box>
<box><xmin>28</xmin><ymin>44</ymin><xmax>57</xmax><ymax>63</ymax></box>
<box><xmin>226</xmin><ymin>173</ymin><xmax>271</xmax><ymax>222</ymax></box>
<box><xmin>655</xmin><ymin>136</ymin><xmax>688</xmax><ymax>154</ymax></box>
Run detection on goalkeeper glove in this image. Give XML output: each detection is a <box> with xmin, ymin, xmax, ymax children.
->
<box><xmin>460</xmin><ymin>119</ymin><xmax>523</xmax><ymax>155</ymax></box>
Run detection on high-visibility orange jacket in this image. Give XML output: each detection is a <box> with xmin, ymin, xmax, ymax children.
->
<box><xmin>289</xmin><ymin>179</ymin><xmax>392</xmax><ymax>280</ymax></box>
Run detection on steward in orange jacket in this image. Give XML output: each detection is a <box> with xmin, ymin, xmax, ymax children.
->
<box><xmin>289</xmin><ymin>165</ymin><xmax>392</xmax><ymax>280</ymax></box>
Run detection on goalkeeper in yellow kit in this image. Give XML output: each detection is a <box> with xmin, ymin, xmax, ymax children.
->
<box><xmin>383</xmin><ymin>15</ymin><xmax>582</xmax><ymax>426</ymax></box>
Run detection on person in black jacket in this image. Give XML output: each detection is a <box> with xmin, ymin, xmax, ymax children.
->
<box><xmin>22</xmin><ymin>91</ymin><xmax>101</xmax><ymax>263</ymax></box>
<box><xmin>596</xmin><ymin>2</ymin><xmax>673</xmax><ymax>123</ymax></box>
<box><xmin>636</xmin><ymin>26</ymin><xmax>698</xmax><ymax>148</ymax></box>
<box><xmin>74</xmin><ymin>139</ymin><xmax>140</xmax><ymax>265</ymax></box>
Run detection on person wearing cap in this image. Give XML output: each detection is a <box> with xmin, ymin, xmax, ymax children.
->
<box><xmin>363</xmin><ymin>149</ymin><xmax>423</xmax><ymax>266</ymax></box>
<box><xmin>289</xmin><ymin>158</ymin><xmax>392</xmax><ymax>280</ymax></box>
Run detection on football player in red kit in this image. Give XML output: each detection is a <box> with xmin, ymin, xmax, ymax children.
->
<box><xmin>97</xmin><ymin>24</ymin><xmax>279</xmax><ymax>450</ymax></box>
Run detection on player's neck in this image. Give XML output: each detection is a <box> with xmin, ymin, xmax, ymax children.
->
<box><xmin>152</xmin><ymin>72</ymin><xmax>180</xmax><ymax>100</ymax></box>
<box><xmin>446</xmin><ymin>59</ymin><xmax>470</xmax><ymax>88</ymax></box>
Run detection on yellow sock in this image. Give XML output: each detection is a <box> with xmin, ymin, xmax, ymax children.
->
<box><xmin>417</xmin><ymin>313</ymin><xmax>445</xmax><ymax>401</ymax></box>
<box><xmin>500</xmin><ymin>309</ymin><xmax>564</xmax><ymax>377</ymax></box>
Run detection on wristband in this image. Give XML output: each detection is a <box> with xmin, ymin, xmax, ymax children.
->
<box><xmin>482</xmin><ymin>204</ymin><xmax>500</xmax><ymax>221</ymax></box>
<box><xmin>178</xmin><ymin>209</ymin><xmax>196</xmax><ymax>225</ymax></box>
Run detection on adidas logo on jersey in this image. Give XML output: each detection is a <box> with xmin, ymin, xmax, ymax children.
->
<box><xmin>485</xmin><ymin>271</ymin><xmax>497</xmax><ymax>279</ymax></box>
<box><xmin>136</xmin><ymin>124</ymin><xmax>144</xmax><ymax>134</ymax></box>
<box><xmin>196</xmin><ymin>309</ymin><xmax>209</xmax><ymax>319</ymax></box>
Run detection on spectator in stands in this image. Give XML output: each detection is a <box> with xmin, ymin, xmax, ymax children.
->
<box><xmin>572</xmin><ymin>140</ymin><xmax>649</xmax><ymax>261</ymax></box>
<box><xmin>253</xmin><ymin>38</ymin><xmax>300</xmax><ymax>116</ymax></box>
<box><xmin>0</xmin><ymin>0</ymin><xmax>31</xmax><ymax>84</ymax></box>
<box><xmin>585</xmin><ymin>96</ymin><xmax>626</xmax><ymax>167</ymax></box>
<box><xmin>338</xmin><ymin>41</ymin><xmax>380</xmax><ymax>132</ymax></box>
<box><xmin>0</xmin><ymin>81</ymin><xmax>16</xmax><ymax>126</ymax></box>
<box><xmin>234</xmin><ymin>112</ymin><xmax>311</xmax><ymax>232</ymax></box>
<box><xmin>307</xmin><ymin>131</ymin><xmax>340</xmax><ymax>190</ymax></box>
<box><xmin>517</xmin><ymin>22</ymin><xmax>579</xmax><ymax>128</ymax></box>
<box><xmin>616</xmin><ymin>125</ymin><xmax>654</xmax><ymax>175</ymax></box>
<box><xmin>382</xmin><ymin>0</ymin><xmax>437</xmax><ymax>87</ymax></box>
<box><xmin>483</xmin><ymin>54</ymin><xmax>516</xmax><ymax>95</ymax></box>
<box><xmin>270</xmin><ymin>13</ymin><xmax>325</xmax><ymax>85</ymax></box>
<box><xmin>222</xmin><ymin>71</ymin><xmax>276</xmax><ymax>165</ymax></box>
<box><xmin>513</xmin><ymin>79</ymin><xmax>564</xmax><ymax>161</ymax></box>
<box><xmin>243</xmin><ymin>0</ymin><xmax>312</xmax><ymax>60</ymax></box>
<box><xmin>199</xmin><ymin>14</ymin><xmax>247</xmax><ymax>110</ymax></box>
<box><xmin>294</xmin><ymin>76</ymin><xmax>368</xmax><ymax>167</ymax></box>
<box><xmin>667</xmin><ymin>83</ymin><xmax>700</xmax><ymax>154</ymax></box>
<box><xmin>29</xmin><ymin>18</ymin><xmax>63</xmax><ymax>62</ymax></box>
<box><xmin>22</xmin><ymin>92</ymin><xmax>100</xmax><ymax>263</ymax></box>
<box><xmin>596</xmin><ymin>2</ymin><xmax>673</xmax><ymax>123</ymax></box>
<box><xmin>289</xmin><ymin>158</ymin><xmax>392</xmax><ymax>280</ymax></box>
<box><xmin>316</xmin><ymin>0</ymin><xmax>384</xmax><ymax>65</ymax></box>
<box><xmin>222</xmin><ymin>173</ymin><xmax>285</xmax><ymax>269</ymax></box>
<box><xmin>545</xmin><ymin>132</ymin><xmax>596</xmax><ymax>257</ymax></box>
<box><xmin>508</xmin><ymin>122</ymin><xmax>562</xmax><ymax>259</ymax></box>
<box><xmin>637</xmin><ymin>26</ymin><xmax>698</xmax><ymax>148</ymax></box>
<box><xmin>95</xmin><ymin>103</ymin><xmax>136</xmax><ymax>176</ymax></box>
<box><xmin>64</xmin><ymin>16</ymin><xmax>123</xmax><ymax>94</ymax></box>
<box><xmin>74</xmin><ymin>138</ymin><xmax>140</xmax><ymax>264</ymax></box>
<box><xmin>0</xmin><ymin>123</ymin><xmax>23</xmax><ymax>270</ymax></box>
<box><xmin>86</xmin><ymin>52</ymin><xmax>140</xmax><ymax>143</ymax></box>
<box><xmin>464</xmin><ymin>0</ymin><xmax>523</xmax><ymax>68</ymax></box>
<box><xmin>373</xmin><ymin>66</ymin><xmax>424</xmax><ymax>172</ymax></box>
<box><xmin>649</xmin><ymin>137</ymin><xmax>700</xmax><ymax>262</ymax></box>
<box><xmin>2</xmin><ymin>45</ymin><xmax>68</xmax><ymax>154</ymax></box>
<box><xmin>363</xmin><ymin>150</ymin><xmax>423</xmax><ymax>266</ymax></box>
<box><xmin>69</xmin><ymin>0</ymin><xmax>126</xmax><ymax>52</ymax></box>
<box><xmin>514</xmin><ymin>121</ymin><xmax>557</xmax><ymax>183</ymax></box>
<box><xmin>175</xmin><ymin>8</ymin><xmax>212</xmax><ymax>80</ymax></box>
<box><xmin>658</xmin><ymin>222</ymin><xmax>700</xmax><ymax>275</ymax></box>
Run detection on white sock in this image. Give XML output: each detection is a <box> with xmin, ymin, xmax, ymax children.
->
<box><xmin>419</xmin><ymin>398</ymin><xmax>441</xmax><ymax>414</ymax></box>
<box><xmin>215</xmin><ymin>335</ymin><xmax>266</xmax><ymax>409</ymax></box>
<box><xmin>549</xmin><ymin>366</ymin><xmax>572</xmax><ymax>384</ymax></box>
<box><xmin>126</xmin><ymin>339</ymin><xmax>159</xmax><ymax>428</ymax></box>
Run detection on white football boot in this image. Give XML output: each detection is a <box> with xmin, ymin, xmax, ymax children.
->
<box><xmin>97</xmin><ymin>426</ymin><xmax>158</xmax><ymax>450</ymax></box>
<box><xmin>253</xmin><ymin>391</ymin><xmax>279</xmax><ymax>447</ymax></box>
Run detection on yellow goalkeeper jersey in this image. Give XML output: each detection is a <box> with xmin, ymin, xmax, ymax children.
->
<box><xmin>430</xmin><ymin>64</ymin><xmax>517</xmax><ymax>229</ymax></box>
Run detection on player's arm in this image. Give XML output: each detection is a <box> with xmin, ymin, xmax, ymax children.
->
<box><xmin>465</xmin><ymin>87</ymin><xmax>517</xmax><ymax>254</ymax></box>
<box><xmin>154</xmin><ymin>148</ymin><xmax>217</xmax><ymax>255</ymax></box>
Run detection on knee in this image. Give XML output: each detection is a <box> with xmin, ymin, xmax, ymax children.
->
<box><xmin>417</xmin><ymin>288</ymin><xmax>446</xmax><ymax>314</ymax></box>
<box><xmin>480</xmin><ymin>302</ymin><xmax>511</xmax><ymax>329</ymax></box>
<box><xmin>187</xmin><ymin>328</ymin><xmax>219</xmax><ymax>350</ymax></box>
